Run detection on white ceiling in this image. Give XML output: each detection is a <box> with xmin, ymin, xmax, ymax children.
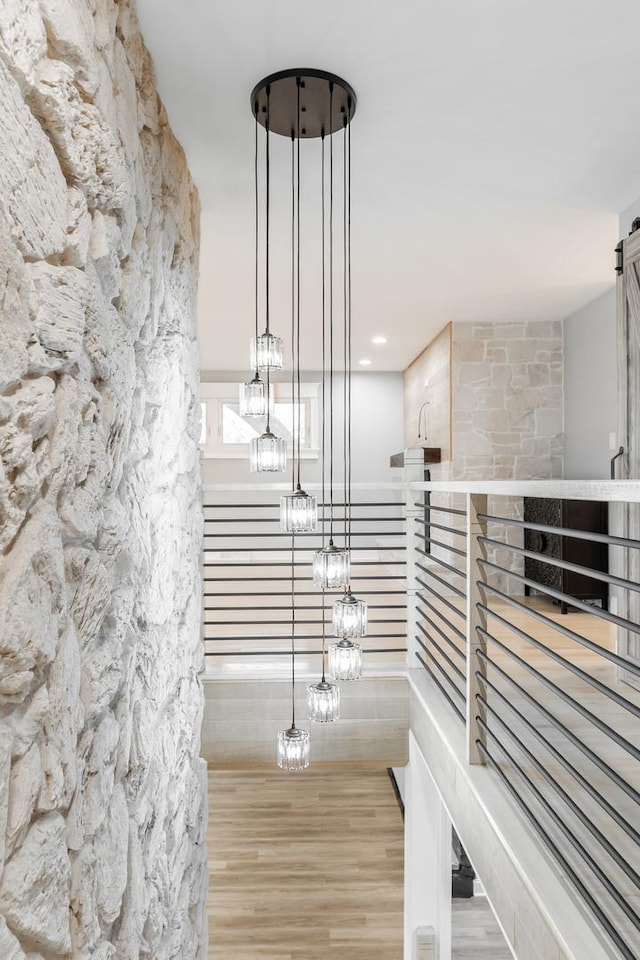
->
<box><xmin>136</xmin><ymin>0</ymin><xmax>640</xmax><ymax>373</ymax></box>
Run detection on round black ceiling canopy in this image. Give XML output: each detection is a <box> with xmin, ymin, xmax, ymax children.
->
<box><xmin>251</xmin><ymin>68</ymin><xmax>357</xmax><ymax>139</ymax></box>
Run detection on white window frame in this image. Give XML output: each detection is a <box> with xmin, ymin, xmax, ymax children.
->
<box><xmin>199</xmin><ymin>381</ymin><xmax>320</xmax><ymax>460</ymax></box>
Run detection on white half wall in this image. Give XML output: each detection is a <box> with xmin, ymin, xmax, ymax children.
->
<box><xmin>404</xmin><ymin>733</ymin><xmax>451</xmax><ymax>960</ymax></box>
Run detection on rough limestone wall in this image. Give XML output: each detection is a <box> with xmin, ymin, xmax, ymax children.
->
<box><xmin>451</xmin><ymin>320</ymin><xmax>564</xmax><ymax>592</ymax></box>
<box><xmin>404</xmin><ymin>320</ymin><xmax>564</xmax><ymax>595</ymax></box>
<box><xmin>0</xmin><ymin>2</ymin><xmax>206</xmax><ymax>959</ymax></box>
<box><xmin>450</xmin><ymin>320</ymin><xmax>564</xmax><ymax>482</ymax></box>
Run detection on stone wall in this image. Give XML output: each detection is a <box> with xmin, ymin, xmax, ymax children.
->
<box><xmin>450</xmin><ymin>321</ymin><xmax>564</xmax><ymax>591</ymax></box>
<box><xmin>404</xmin><ymin>320</ymin><xmax>564</xmax><ymax>594</ymax></box>
<box><xmin>449</xmin><ymin>320</ymin><xmax>564</xmax><ymax>482</ymax></box>
<box><xmin>0</xmin><ymin>3</ymin><xmax>206</xmax><ymax>959</ymax></box>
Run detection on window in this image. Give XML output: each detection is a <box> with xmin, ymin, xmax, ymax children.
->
<box><xmin>199</xmin><ymin>382</ymin><xmax>319</xmax><ymax>460</ymax></box>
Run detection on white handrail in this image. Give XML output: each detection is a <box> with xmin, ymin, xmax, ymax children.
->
<box><xmin>409</xmin><ymin>479</ymin><xmax>640</xmax><ymax>503</ymax></box>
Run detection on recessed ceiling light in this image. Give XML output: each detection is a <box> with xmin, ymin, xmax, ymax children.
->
<box><xmin>371</xmin><ymin>336</ymin><xmax>387</xmax><ymax>345</ymax></box>
<box><xmin>358</xmin><ymin>358</ymin><xmax>372</xmax><ymax>366</ymax></box>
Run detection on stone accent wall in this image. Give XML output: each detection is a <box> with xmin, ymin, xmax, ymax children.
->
<box><xmin>0</xmin><ymin>3</ymin><xmax>206</xmax><ymax>959</ymax></box>
<box><xmin>449</xmin><ymin>321</ymin><xmax>564</xmax><ymax>481</ymax></box>
<box><xmin>450</xmin><ymin>321</ymin><xmax>564</xmax><ymax>591</ymax></box>
<box><xmin>404</xmin><ymin>320</ymin><xmax>564</xmax><ymax>595</ymax></box>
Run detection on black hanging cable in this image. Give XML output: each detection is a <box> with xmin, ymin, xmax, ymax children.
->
<box><xmin>320</xmin><ymin>126</ymin><xmax>327</xmax><ymax>677</ymax></box>
<box><xmin>321</xmin><ymin>580</ymin><xmax>327</xmax><ymax>682</ymax></box>
<box><xmin>329</xmin><ymin>81</ymin><xmax>335</xmax><ymax>543</ymax></box>
<box><xmin>291</xmin><ymin>529</ymin><xmax>296</xmax><ymax>727</ymax></box>
<box><xmin>347</xmin><ymin>102</ymin><xmax>353</xmax><ymax>565</ymax></box>
<box><xmin>289</xmin><ymin>118</ymin><xmax>297</xmax><ymax>724</ymax></box>
<box><xmin>265</xmin><ymin>85</ymin><xmax>271</xmax><ymax>339</ymax></box>
<box><xmin>264</xmin><ymin>87</ymin><xmax>272</xmax><ymax>433</ymax></box>
<box><xmin>254</xmin><ymin>101</ymin><xmax>260</xmax><ymax>377</ymax></box>
<box><xmin>296</xmin><ymin>79</ymin><xmax>302</xmax><ymax>491</ymax></box>
<box><xmin>290</xmin><ymin>129</ymin><xmax>296</xmax><ymax>488</ymax></box>
<box><xmin>320</xmin><ymin>129</ymin><xmax>326</xmax><ymax>549</ymax></box>
<box><xmin>265</xmin><ymin>365</ymin><xmax>271</xmax><ymax>432</ymax></box>
<box><xmin>342</xmin><ymin>115</ymin><xmax>348</xmax><ymax>563</ymax></box>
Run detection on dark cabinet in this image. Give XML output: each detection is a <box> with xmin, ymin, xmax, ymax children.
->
<box><xmin>523</xmin><ymin>498</ymin><xmax>608</xmax><ymax>613</ymax></box>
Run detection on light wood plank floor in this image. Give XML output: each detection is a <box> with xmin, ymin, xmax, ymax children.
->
<box><xmin>207</xmin><ymin>767</ymin><xmax>404</xmax><ymax>960</ymax></box>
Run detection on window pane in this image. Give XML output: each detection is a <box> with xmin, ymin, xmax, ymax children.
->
<box><xmin>200</xmin><ymin>403</ymin><xmax>207</xmax><ymax>445</ymax></box>
<box><xmin>274</xmin><ymin>402</ymin><xmax>306</xmax><ymax>445</ymax></box>
<box><xmin>217</xmin><ymin>398</ymin><xmax>308</xmax><ymax>448</ymax></box>
<box><xmin>222</xmin><ymin>404</ymin><xmax>262</xmax><ymax>444</ymax></box>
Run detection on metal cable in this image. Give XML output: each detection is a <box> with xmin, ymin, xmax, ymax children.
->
<box><xmin>416</xmin><ymin>650</ymin><xmax>465</xmax><ymax>721</ymax></box>
<box><xmin>479</xmin><ymin>602</ymin><xmax>640</xmax><ymax>720</ymax></box>
<box><xmin>479</xmin><ymin>512</ymin><xmax>640</xmax><ymax>552</ymax></box>
<box><xmin>479</xmin><ymin>556</ymin><xmax>640</xmax><ymax>638</ymax></box>
<box><xmin>476</xmin><ymin>728</ymin><xmax>640</xmax><ymax>958</ymax></box>
<box><xmin>475</xmin><ymin>674</ymin><xmax>640</xmax><ymax>848</ymax></box>
<box><xmin>475</xmin><ymin>648</ymin><xmax>640</xmax><ymax>804</ymax></box>
<box><xmin>480</xmin><ymin>579</ymin><xmax>640</xmax><ymax>679</ymax></box>
<box><xmin>477</xmin><ymin>628</ymin><xmax>640</xmax><ymax>762</ymax></box>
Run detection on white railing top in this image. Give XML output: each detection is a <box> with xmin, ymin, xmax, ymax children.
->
<box><xmin>409</xmin><ymin>479</ymin><xmax>640</xmax><ymax>503</ymax></box>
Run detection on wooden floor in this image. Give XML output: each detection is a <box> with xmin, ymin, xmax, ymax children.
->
<box><xmin>207</xmin><ymin>767</ymin><xmax>404</xmax><ymax>960</ymax></box>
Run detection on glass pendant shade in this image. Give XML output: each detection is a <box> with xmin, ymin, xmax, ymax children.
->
<box><xmin>307</xmin><ymin>680</ymin><xmax>340</xmax><ymax>723</ymax></box>
<box><xmin>333</xmin><ymin>591</ymin><xmax>367</xmax><ymax>638</ymax></box>
<box><xmin>276</xmin><ymin>725</ymin><xmax>310</xmax><ymax>771</ymax></box>
<box><xmin>239</xmin><ymin>376</ymin><xmax>268</xmax><ymax>418</ymax></box>
<box><xmin>251</xmin><ymin>332</ymin><xmax>284</xmax><ymax>371</ymax></box>
<box><xmin>250</xmin><ymin>429</ymin><xmax>286</xmax><ymax>472</ymax></box>
<box><xmin>280</xmin><ymin>488</ymin><xmax>318</xmax><ymax>533</ymax></box>
<box><xmin>328</xmin><ymin>638</ymin><xmax>363</xmax><ymax>681</ymax></box>
<box><xmin>312</xmin><ymin>543</ymin><xmax>350</xmax><ymax>590</ymax></box>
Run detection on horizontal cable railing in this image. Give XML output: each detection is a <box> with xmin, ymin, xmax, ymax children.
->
<box><xmin>407</xmin><ymin>480</ymin><xmax>640</xmax><ymax>960</ymax></box>
<box><xmin>412</xmin><ymin>496</ymin><xmax>468</xmax><ymax>721</ymax></box>
<box><xmin>203</xmin><ymin>485</ymin><xmax>407</xmax><ymax>672</ymax></box>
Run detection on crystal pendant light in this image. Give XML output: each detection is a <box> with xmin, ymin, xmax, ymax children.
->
<box><xmin>279</xmin><ymin>113</ymin><xmax>315</xmax><ymax>535</ymax></box>
<box><xmin>329</xmin><ymin>638</ymin><xmax>363</xmax><ymax>681</ymax></box>
<box><xmin>308</xmin><ymin>585</ymin><xmax>340</xmax><ymax>723</ymax></box>
<box><xmin>251</xmin><ymin>332</ymin><xmax>284</xmax><ymax>371</ymax></box>
<box><xmin>249</xmin><ymin>87</ymin><xmax>283</xmax><ymax>372</ymax></box>
<box><xmin>244</xmin><ymin>108</ymin><xmax>276</xmax><ymax>418</ymax></box>
<box><xmin>281</xmin><ymin>486</ymin><xmax>317</xmax><ymax>533</ymax></box>
<box><xmin>307</xmin><ymin>679</ymin><xmax>340</xmax><ymax>723</ymax></box>
<box><xmin>325</xmin><ymin>106</ymin><xmax>363</xmax><ymax>684</ymax></box>
<box><xmin>333</xmin><ymin>590</ymin><xmax>367</xmax><ymax>638</ymax></box>
<box><xmin>312</xmin><ymin>540</ymin><xmax>349</xmax><ymax>590</ymax></box>
<box><xmin>277</xmin><ymin>469</ymin><xmax>310</xmax><ymax>768</ymax></box>
<box><xmin>277</xmin><ymin>725</ymin><xmax>310</xmax><ymax>771</ymax></box>
<box><xmin>239</xmin><ymin>375</ymin><xmax>268</xmax><ymax>418</ymax></box>
<box><xmin>250</xmin><ymin>428</ymin><xmax>286</xmax><ymax>472</ymax></box>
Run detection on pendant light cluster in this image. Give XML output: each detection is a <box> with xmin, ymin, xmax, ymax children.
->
<box><xmin>245</xmin><ymin>69</ymin><xmax>366</xmax><ymax>772</ymax></box>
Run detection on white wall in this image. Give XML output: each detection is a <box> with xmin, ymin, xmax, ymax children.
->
<box><xmin>563</xmin><ymin>289</ymin><xmax>617</xmax><ymax>479</ymax></box>
<box><xmin>201</xmin><ymin>370</ymin><xmax>404</xmax><ymax>486</ymax></box>
<box><xmin>404</xmin><ymin>734</ymin><xmax>451</xmax><ymax>960</ymax></box>
<box><xmin>620</xmin><ymin>196</ymin><xmax>640</xmax><ymax>238</ymax></box>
